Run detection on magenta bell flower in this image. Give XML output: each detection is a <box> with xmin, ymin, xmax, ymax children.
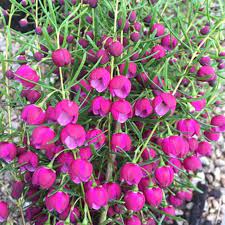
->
<box><xmin>141</xmin><ymin>148</ymin><xmax>156</xmax><ymax>160</ymax></box>
<box><xmin>176</xmin><ymin>119</ymin><xmax>200</xmax><ymax>137</ymax></box>
<box><xmin>144</xmin><ymin>218</ymin><xmax>156</xmax><ymax>225</ymax></box>
<box><xmin>46</xmin><ymin>191</ymin><xmax>70</xmax><ymax>213</ymax></box>
<box><xmin>91</xmin><ymin>96</ymin><xmax>111</xmax><ymax>117</ymax></box>
<box><xmin>31</xmin><ymin>126</ymin><xmax>56</xmax><ymax>150</ymax></box>
<box><xmin>96</xmin><ymin>49</ymin><xmax>110</xmax><ymax>64</ymax></box>
<box><xmin>18</xmin><ymin>151</ymin><xmax>38</xmax><ymax>172</ymax></box>
<box><xmin>187</xmin><ymin>137</ymin><xmax>199</xmax><ymax>152</ymax></box>
<box><xmin>69</xmin><ymin>207</ymin><xmax>81</xmax><ymax>223</ymax></box>
<box><xmin>86</xmin><ymin>129</ymin><xmax>106</xmax><ymax>150</ymax></box>
<box><xmin>150</xmin><ymin>23</ymin><xmax>165</xmax><ymax>37</ymax></box>
<box><xmin>197</xmin><ymin>66</ymin><xmax>216</xmax><ymax>82</ymax></box>
<box><xmin>199</xmin><ymin>56</ymin><xmax>211</xmax><ymax>66</ymax></box>
<box><xmin>103</xmin><ymin>182</ymin><xmax>121</xmax><ymax>201</ymax></box>
<box><xmin>11</xmin><ymin>180</ymin><xmax>24</xmax><ymax>199</ymax></box>
<box><xmin>0</xmin><ymin>142</ymin><xmax>17</xmax><ymax>163</ymax></box>
<box><xmin>46</xmin><ymin>106</ymin><xmax>57</xmax><ymax>122</ymax></box>
<box><xmin>190</xmin><ymin>98</ymin><xmax>206</xmax><ymax>112</ymax></box>
<box><xmin>60</xmin><ymin>124</ymin><xmax>86</xmax><ymax>149</ymax></box>
<box><xmin>85</xmin><ymin>186</ymin><xmax>108</xmax><ymax>210</ymax></box>
<box><xmin>211</xmin><ymin>115</ymin><xmax>225</xmax><ymax>132</ymax></box>
<box><xmin>69</xmin><ymin>158</ymin><xmax>93</xmax><ymax>184</ymax></box>
<box><xmin>79</xmin><ymin>146</ymin><xmax>93</xmax><ymax>160</ymax></box>
<box><xmin>15</xmin><ymin>65</ymin><xmax>40</xmax><ymax>88</ymax></box>
<box><xmin>196</xmin><ymin>141</ymin><xmax>212</xmax><ymax>156</ymax></box>
<box><xmin>134</xmin><ymin>98</ymin><xmax>153</xmax><ymax>118</ymax></box>
<box><xmin>144</xmin><ymin>186</ymin><xmax>163</xmax><ymax>207</ymax></box>
<box><xmin>21</xmin><ymin>89</ymin><xmax>41</xmax><ymax>103</ymax></box>
<box><xmin>168</xmin><ymin>157</ymin><xmax>182</xmax><ymax>173</ymax></box>
<box><xmin>32</xmin><ymin>166</ymin><xmax>56</xmax><ymax>189</ymax></box>
<box><xmin>154</xmin><ymin>166</ymin><xmax>174</xmax><ymax>188</ymax></box>
<box><xmin>125</xmin><ymin>215</ymin><xmax>141</xmax><ymax>225</ymax></box>
<box><xmin>0</xmin><ymin>201</ymin><xmax>9</xmax><ymax>222</ymax></box>
<box><xmin>89</xmin><ymin>68</ymin><xmax>111</xmax><ymax>92</ymax></box>
<box><xmin>111</xmin><ymin>99</ymin><xmax>133</xmax><ymax>123</ymax></box>
<box><xmin>161</xmin><ymin>34</ymin><xmax>178</xmax><ymax>50</ymax></box>
<box><xmin>55</xmin><ymin>100</ymin><xmax>79</xmax><ymax>126</ymax></box>
<box><xmin>120</xmin><ymin>162</ymin><xmax>143</xmax><ymax>185</ymax></box>
<box><xmin>124</xmin><ymin>190</ymin><xmax>145</xmax><ymax>212</ymax></box>
<box><xmin>161</xmin><ymin>135</ymin><xmax>189</xmax><ymax>156</ymax></box>
<box><xmin>21</xmin><ymin>104</ymin><xmax>45</xmax><ymax>125</ymax></box>
<box><xmin>169</xmin><ymin>194</ymin><xmax>183</xmax><ymax>207</ymax></box>
<box><xmin>152</xmin><ymin>92</ymin><xmax>176</xmax><ymax>116</ymax></box>
<box><xmin>111</xmin><ymin>133</ymin><xmax>132</xmax><ymax>152</ymax></box>
<box><xmin>109</xmin><ymin>75</ymin><xmax>131</xmax><ymax>99</ymax></box>
<box><xmin>56</xmin><ymin>152</ymin><xmax>74</xmax><ymax>173</ymax></box>
<box><xmin>204</xmin><ymin>129</ymin><xmax>220</xmax><ymax>141</ymax></box>
<box><xmin>119</xmin><ymin>62</ymin><xmax>137</xmax><ymax>78</ymax></box>
<box><xmin>183</xmin><ymin>155</ymin><xmax>202</xmax><ymax>172</ymax></box>
<box><xmin>150</xmin><ymin>45</ymin><xmax>166</xmax><ymax>60</ymax></box>
<box><xmin>52</xmin><ymin>48</ymin><xmax>72</xmax><ymax>67</ymax></box>
<box><xmin>130</xmin><ymin>32</ymin><xmax>140</xmax><ymax>42</ymax></box>
<box><xmin>108</xmin><ymin>41</ymin><xmax>123</xmax><ymax>57</ymax></box>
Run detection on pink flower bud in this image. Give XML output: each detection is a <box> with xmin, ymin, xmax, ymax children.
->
<box><xmin>152</xmin><ymin>92</ymin><xmax>176</xmax><ymax>116</ymax></box>
<box><xmin>196</xmin><ymin>141</ymin><xmax>212</xmax><ymax>156</ymax></box>
<box><xmin>199</xmin><ymin>56</ymin><xmax>211</xmax><ymax>66</ymax></box>
<box><xmin>144</xmin><ymin>186</ymin><xmax>163</xmax><ymax>207</ymax></box>
<box><xmin>79</xmin><ymin>146</ymin><xmax>92</xmax><ymax>160</ymax></box>
<box><xmin>129</xmin><ymin>11</ymin><xmax>137</xmax><ymax>23</ymax></box>
<box><xmin>150</xmin><ymin>45</ymin><xmax>166</xmax><ymax>60</ymax></box>
<box><xmin>46</xmin><ymin>191</ymin><xmax>70</xmax><ymax>213</ymax></box>
<box><xmin>85</xmin><ymin>186</ymin><xmax>108</xmax><ymax>210</ymax></box>
<box><xmin>25</xmin><ymin>206</ymin><xmax>42</xmax><ymax>221</ymax></box>
<box><xmin>21</xmin><ymin>89</ymin><xmax>41</xmax><ymax>103</ymax></box>
<box><xmin>0</xmin><ymin>142</ymin><xmax>17</xmax><ymax>162</ymax></box>
<box><xmin>161</xmin><ymin>34</ymin><xmax>178</xmax><ymax>50</ymax></box>
<box><xmin>154</xmin><ymin>166</ymin><xmax>174</xmax><ymax>188</ymax></box>
<box><xmin>18</xmin><ymin>151</ymin><xmax>38</xmax><ymax>172</ymax></box>
<box><xmin>52</xmin><ymin>48</ymin><xmax>72</xmax><ymax>67</ymax></box>
<box><xmin>197</xmin><ymin>66</ymin><xmax>216</xmax><ymax>82</ymax></box>
<box><xmin>55</xmin><ymin>100</ymin><xmax>79</xmax><ymax>126</ymax></box>
<box><xmin>111</xmin><ymin>133</ymin><xmax>132</xmax><ymax>152</ymax></box>
<box><xmin>15</xmin><ymin>65</ymin><xmax>40</xmax><ymax>88</ymax></box>
<box><xmin>21</xmin><ymin>105</ymin><xmax>45</xmax><ymax>125</ymax></box>
<box><xmin>204</xmin><ymin>129</ymin><xmax>220</xmax><ymax>141</ymax></box>
<box><xmin>138</xmin><ymin>177</ymin><xmax>152</xmax><ymax>192</ymax></box>
<box><xmin>134</xmin><ymin>98</ymin><xmax>153</xmax><ymax>118</ymax></box>
<box><xmin>190</xmin><ymin>98</ymin><xmax>206</xmax><ymax>112</ymax></box>
<box><xmin>0</xmin><ymin>201</ymin><xmax>9</xmax><ymax>222</ymax></box>
<box><xmin>211</xmin><ymin>115</ymin><xmax>225</xmax><ymax>132</ymax></box>
<box><xmin>120</xmin><ymin>162</ymin><xmax>143</xmax><ymax>185</ymax></box>
<box><xmin>91</xmin><ymin>96</ymin><xmax>111</xmax><ymax>117</ymax></box>
<box><xmin>141</xmin><ymin>148</ymin><xmax>156</xmax><ymax>160</ymax></box>
<box><xmin>56</xmin><ymin>152</ymin><xmax>74</xmax><ymax>173</ymax></box>
<box><xmin>162</xmin><ymin>136</ymin><xmax>188</xmax><ymax>156</ymax></box>
<box><xmin>11</xmin><ymin>180</ymin><xmax>24</xmax><ymax>199</ymax></box>
<box><xmin>168</xmin><ymin>157</ymin><xmax>182</xmax><ymax>173</ymax></box>
<box><xmin>169</xmin><ymin>194</ymin><xmax>183</xmax><ymax>207</ymax></box>
<box><xmin>150</xmin><ymin>23</ymin><xmax>165</xmax><ymax>37</ymax></box>
<box><xmin>86</xmin><ymin>129</ymin><xmax>106</xmax><ymax>150</ymax></box>
<box><xmin>32</xmin><ymin>166</ymin><xmax>56</xmax><ymax>189</ymax></box>
<box><xmin>109</xmin><ymin>75</ymin><xmax>131</xmax><ymax>99</ymax></box>
<box><xmin>69</xmin><ymin>158</ymin><xmax>93</xmax><ymax>183</ymax></box>
<box><xmin>108</xmin><ymin>41</ymin><xmax>123</xmax><ymax>57</ymax></box>
<box><xmin>144</xmin><ymin>218</ymin><xmax>156</xmax><ymax>225</ymax></box>
<box><xmin>161</xmin><ymin>205</ymin><xmax>176</xmax><ymax>220</ymax></box>
<box><xmin>60</xmin><ymin>124</ymin><xmax>86</xmax><ymax>149</ymax></box>
<box><xmin>96</xmin><ymin>49</ymin><xmax>110</xmax><ymax>64</ymax></box>
<box><xmin>134</xmin><ymin>22</ymin><xmax>142</xmax><ymax>32</ymax></box>
<box><xmin>177</xmin><ymin>190</ymin><xmax>192</xmax><ymax>201</ymax></box>
<box><xmin>183</xmin><ymin>155</ymin><xmax>202</xmax><ymax>171</ymax></box>
<box><xmin>124</xmin><ymin>190</ymin><xmax>145</xmax><ymax>212</ymax></box>
<box><xmin>46</xmin><ymin>106</ymin><xmax>57</xmax><ymax>122</ymax></box>
<box><xmin>69</xmin><ymin>207</ymin><xmax>80</xmax><ymax>223</ymax></box>
<box><xmin>111</xmin><ymin>99</ymin><xmax>133</xmax><ymax>123</ymax></box>
<box><xmin>125</xmin><ymin>215</ymin><xmax>141</xmax><ymax>225</ymax></box>
<box><xmin>89</xmin><ymin>68</ymin><xmax>111</xmax><ymax>92</ymax></box>
<box><xmin>119</xmin><ymin>62</ymin><xmax>137</xmax><ymax>78</ymax></box>
<box><xmin>103</xmin><ymin>182</ymin><xmax>121</xmax><ymax>201</ymax></box>
<box><xmin>200</xmin><ymin>25</ymin><xmax>210</xmax><ymax>35</ymax></box>
<box><xmin>176</xmin><ymin>119</ymin><xmax>200</xmax><ymax>137</ymax></box>
<box><xmin>31</xmin><ymin>126</ymin><xmax>56</xmax><ymax>150</ymax></box>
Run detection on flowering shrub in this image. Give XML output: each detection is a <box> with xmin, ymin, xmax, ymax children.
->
<box><xmin>1</xmin><ymin>0</ymin><xmax>225</xmax><ymax>224</ymax></box>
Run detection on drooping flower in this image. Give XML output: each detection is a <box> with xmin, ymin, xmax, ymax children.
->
<box><xmin>176</xmin><ymin>119</ymin><xmax>200</xmax><ymax>137</ymax></box>
<box><xmin>86</xmin><ymin>129</ymin><xmax>106</xmax><ymax>150</ymax></box>
<box><xmin>144</xmin><ymin>187</ymin><xmax>163</xmax><ymax>207</ymax></box>
<box><xmin>124</xmin><ymin>190</ymin><xmax>145</xmax><ymax>212</ymax></box>
<box><xmin>161</xmin><ymin>34</ymin><xmax>178</xmax><ymax>50</ymax></box>
<box><xmin>18</xmin><ymin>151</ymin><xmax>38</xmax><ymax>172</ymax></box>
<box><xmin>91</xmin><ymin>96</ymin><xmax>111</xmax><ymax>117</ymax></box>
<box><xmin>210</xmin><ymin>115</ymin><xmax>225</xmax><ymax>132</ymax></box>
<box><xmin>183</xmin><ymin>155</ymin><xmax>202</xmax><ymax>172</ymax></box>
<box><xmin>134</xmin><ymin>98</ymin><xmax>153</xmax><ymax>118</ymax></box>
<box><xmin>0</xmin><ymin>142</ymin><xmax>17</xmax><ymax>163</ymax></box>
<box><xmin>111</xmin><ymin>133</ymin><xmax>132</xmax><ymax>152</ymax></box>
<box><xmin>52</xmin><ymin>48</ymin><xmax>72</xmax><ymax>67</ymax></box>
<box><xmin>154</xmin><ymin>166</ymin><xmax>174</xmax><ymax>188</ymax></box>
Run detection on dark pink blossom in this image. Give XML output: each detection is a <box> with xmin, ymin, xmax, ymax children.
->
<box><xmin>0</xmin><ymin>201</ymin><xmax>9</xmax><ymax>222</ymax></box>
<box><xmin>111</xmin><ymin>99</ymin><xmax>133</xmax><ymax>123</ymax></box>
<box><xmin>134</xmin><ymin>98</ymin><xmax>153</xmax><ymax>118</ymax></box>
<box><xmin>103</xmin><ymin>182</ymin><xmax>121</xmax><ymax>201</ymax></box>
<box><xmin>197</xmin><ymin>66</ymin><xmax>216</xmax><ymax>82</ymax></box>
<box><xmin>190</xmin><ymin>98</ymin><xmax>206</xmax><ymax>112</ymax></box>
<box><xmin>161</xmin><ymin>34</ymin><xmax>178</xmax><ymax>50</ymax></box>
<box><xmin>109</xmin><ymin>75</ymin><xmax>131</xmax><ymax>99</ymax></box>
<box><xmin>91</xmin><ymin>96</ymin><xmax>111</xmax><ymax>117</ymax></box>
<box><xmin>11</xmin><ymin>181</ymin><xmax>24</xmax><ymax>199</ymax></box>
<box><xmin>154</xmin><ymin>166</ymin><xmax>174</xmax><ymax>188</ymax></box>
<box><xmin>196</xmin><ymin>141</ymin><xmax>212</xmax><ymax>156</ymax></box>
<box><xmin>111</xmin><ymin>133</ymin><xmax>132</xmax><ymax>152</ymax></box>
<box><xmin>124</xmin><ymin>190</ymin><xmax>145</xmax><ymax>212</ymax></box>
<box><xmin>204</xmin><ymin>129</ymin><xmax>220</xmax><ymax>141</ymax></box>
<box><xmin>144</xmin><ymin>187</ymin><xmax>163</xmax><ymax>207</ymax></box>
<box><xmin>86</xmin><ymin>129</ymin><xmax>106</xmax><ymax>150</ymax></box>
<box><xmin>60</xmin><ymin>124</ymin><xmax>86</xmax><ymax>149</ymax></box>
<box><xmin>150</xmin><ymin>45</ymin><xmax>166</xmax><ymax>60</ymax></box>
<box><xmin>55</xmin><ymin>100</ymin><xmax>79</xmax><ymax>126</ymax></box>
<box><xmin>211</xmin><ymin>115</ymin><xmax>225</xmax><ymax>132</ymax></box>
<box><xmin>56</xmin><ymin>152</ymin><xmax>74</xmax><ymax>173</ymax></box>
<box><xmin>52</xmin><ymin>48</ymin><xmax>72</xmax><ymax>67</ymax></box>
<box><xmin>119</xmin><ymin>62</ymin><xmax>137</xmax><ymax>78</ymax></box>
<box><xmin>79</xmin><ymin>146</ymin><xmax>93</xmax><ymax>160</ymax></box>
<box><xmin>125</xmin><ymin>215</ymin><xmax>141</xmax><ymax>225</ymax></box>
<box><xmin>0</xmin><ymin>142</ymin><xmax>17</xmax><ymax>163</ymax></box>
<box><xmin>183</xmin><ymin>155</ymin><xmax>202</xmax><ymax>171</ymax></box>
<box><xmin>18</xmin><ymin>151</ymin><xmax>38</xmax><ymax>172</ymax></box>
<box><xmin>176</xmin><ymin>119</ymin><xmax>200</xmax><ymax>137</ymax></box>
<box><xmin>108</xmin><ymin>41</ymin><xmax>123</xmax><ymax>57</ymax></box>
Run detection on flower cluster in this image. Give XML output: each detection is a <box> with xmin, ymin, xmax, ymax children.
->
<box><xmin>1</xmin><ymin>0</ymin><xmax>225</xmax><ymax>224</ymax></box>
